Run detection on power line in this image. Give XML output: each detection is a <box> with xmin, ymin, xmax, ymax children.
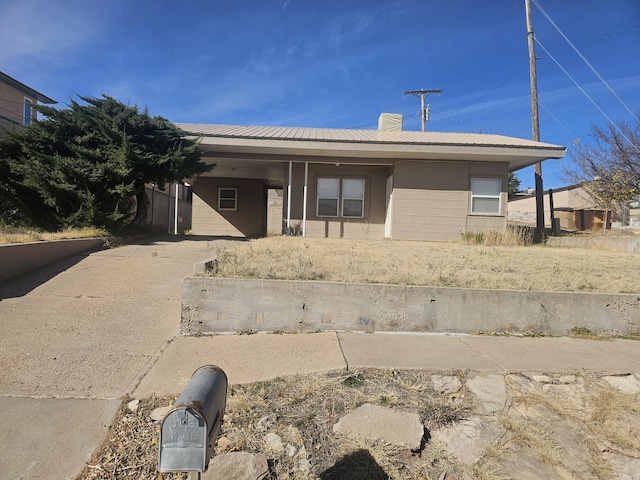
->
<box><xmin>532</xmin><ymin>0</ymin><xmax>639</xmax><ymax>123</ymax></box>
<box><xmin>490</xmin><ymin>110</ymin><xmax>531</xmax><ymax>133</ymax></box>
<box><xmin>537</xmin><ymin>97</ymin><xmax>576</xmax><ymax>139</ymax></box>
<box><xmin>535</xmin><ymin>37</ymin><xmax>640</xmax><ymax>154</ymax></box>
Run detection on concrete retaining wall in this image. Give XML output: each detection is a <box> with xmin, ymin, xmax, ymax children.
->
<box><xmin>182</xmin><ymin>277</ymin><xmax>640</xmax><ymax>336</ymax></box>
<box><xmin>547</xmin><ymin>236</ymin><xmax>640</xmax><ymax>253</ymax></box>
<box><xmin>0</xmin><ymin>238</ymin><xmax>104</xmax><ymax>282</ymax></box>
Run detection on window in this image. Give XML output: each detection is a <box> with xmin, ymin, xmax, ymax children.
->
<box><xmin>342</xmin><ymin>178</ymin><xmax>365</xmax><ymax>217</ymax></box>
<box><xmin>23</xmin><ymin>98</ymin><xmax>33</xmax><ymax>125</ymax></box>
<box><xmin>317</xmin><ymin>178</ymin><xmax>339</xmax><ymax>217</ymax></box>
<box><xmin>218</xmin><ymin>188</ymin><xmax>237</xmax><ymax>211</ymax></box>
<box><xmin>316</xmin><ymin>178</ymin><xmax>365</xmax><ymax>218</ymax></box>
<box><xmin>470</xmin><ymin>178</ymin><xmax>502</xmax><ymax>214</ymax></box>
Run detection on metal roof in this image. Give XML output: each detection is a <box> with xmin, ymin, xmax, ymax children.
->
<box><xmin>178</xmin><ymin>123</ymin><xmax>565</xmax><ymax>152</ymax></box>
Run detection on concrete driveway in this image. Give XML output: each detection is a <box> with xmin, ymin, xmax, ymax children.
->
<box><xmin>0</xmin><ymin>235</ymin><xmax>234</xmax><ymax>479</ymax></box>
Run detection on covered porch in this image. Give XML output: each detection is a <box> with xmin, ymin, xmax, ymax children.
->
<box><xmin>179</xmin><ymin>123</ymin><xmax>565</xmax><ymax>240</ymax></box>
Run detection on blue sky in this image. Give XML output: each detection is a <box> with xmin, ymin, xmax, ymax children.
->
<box><xmin>1</xmin><ymin>0</ymin><xmax>638</xmax><ymax>190</ymax></box>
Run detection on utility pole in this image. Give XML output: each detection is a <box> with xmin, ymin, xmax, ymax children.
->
<box><xmin>404</xmin><ymin>89</ymin><xmax>443</xmax><ymax>132</ymax></box>
<box><xmin>525</xmin><ymin>0</ymin><xmax>545</xmax><ymax>240</ymax></box>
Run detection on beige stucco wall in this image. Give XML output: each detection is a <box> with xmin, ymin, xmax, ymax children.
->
<box><xmin>0</xmin><ymin>81</ymin><xmax>35</xmax><ymax>126</ymax></box>
<box><xmin>193</xmin><ymin>160</ymin><xmax>509</xmax><ymax>240</ymax></box>
<box><xmin>191</xmin><ymin>177</ymin><xmax>266</xmax><ymax>237</ymax></box>
<box><xmin>390</xmin><ymin>161</ymin><xmax>507</xmax><ymax>241</ymax></box>
<box><xmin>267</xmin><ymin>189</ymin><xmax>284</xmax><ymax>235</ymax></box>
<box><xmin>285</xmin><ymin>163</ymin><xmax>390</xmax><ymax>239</ymax></box>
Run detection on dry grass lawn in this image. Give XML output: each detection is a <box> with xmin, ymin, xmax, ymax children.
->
<box><xmin>0</xmin><ymin>226</ymin><xmax>108</xmax><ymax>245</ymax></box>
<box><xmin>208</xmin><ymin>236</ymin><xmax>640</xmax><ymax>294</ymax></box>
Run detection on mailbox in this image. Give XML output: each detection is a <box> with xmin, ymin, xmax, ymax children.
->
<box><xmin>158</xmin><ymin>365</ymin><xmax>227</xmax><ymax>473</ymax></box>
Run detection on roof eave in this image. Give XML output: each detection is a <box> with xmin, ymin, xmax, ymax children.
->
<box><xmin>197</xmin><ymin>135</ymin><xmax>565</xmax><ymax>165</ymax></box>
<box><xmin>0</xmin><ymin>71</ymin><xmax>57</xmax><ymax>104</ymax></box>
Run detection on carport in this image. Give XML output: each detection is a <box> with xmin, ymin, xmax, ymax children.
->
<box><xmin>178</xmin><ymin>122</ymin><xmax>565</xmax><ymax>240</ymax></box>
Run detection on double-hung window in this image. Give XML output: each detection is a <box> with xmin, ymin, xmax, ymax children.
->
<box><xmin>470</xmin><ymin>178</ymin><xmax>502</xmax><ymax>214</ymax></box>
<box><xmin>316</xmin><ymin>178</ymin><xmax>365</xmax><ymax>218</ymax></box>
<box><xmin>317</xmin><ymin>178</ymin><xmax>340</xmax><ymax>217</ymax></box>
<box><xmin>218</xmin><ymin>188</ymin><xmax>237</xmax><ymax>211</ymax></box>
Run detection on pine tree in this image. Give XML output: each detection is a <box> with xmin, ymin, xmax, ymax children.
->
<box><xmin>0</xmin><ymin>95</ymin><xmax>212</xmax><ymax>230</ymax></box>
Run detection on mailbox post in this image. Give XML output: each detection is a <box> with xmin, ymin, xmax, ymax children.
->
<box><xmin>158</xmin><ymin>365</ymin><xmax>227</xmax><ymax>479</ymax></box>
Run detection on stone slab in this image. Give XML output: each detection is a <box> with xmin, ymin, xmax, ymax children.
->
<box><xmin>204</xmin><ymin>452</ymin><xmax>268</xmax><ymax>480</ymax></box>
<box><xmin>333</xmin><ymin>403</ymin><xmax>423</xmax><ymax>450</ymax></box>
<box><xmin>133</xmin><ymin>332</ymin><xmax>346</xmax><ymax>397</ymax></box>
<box><xmin>602</xmin><ymin>452</ymin><xmax>640</xmax><ymax>480</ymax></box>
<box><xmin>467</xmin><ymin>374</ymin><xmax>507</xmax><ymax>413</ymax></box>
<box><xmin>337</xmin><ymin>333</ymin><xmax>502</xmax><ymax>371</ymax></box>
<box><xmin>603</xmin><ymin>374</ymin><xmax>640</xmax><ymax>394</ymax></box>
<box><xmin>0</xmin><ymin>397</ymin><xmax>119</xmax><ymax>480</ymax></box>
<box><xmin>431</xmin><ymin>417</ymin><xmax>505</xmax><ymax>465</ymax></box>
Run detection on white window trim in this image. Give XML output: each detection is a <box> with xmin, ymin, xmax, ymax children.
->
<box><xmin>218</xmin><ymin>188</ymin><xmax>237</xmax><ymax>211</ymax></box>
<box><xmin>23</xmin><ymin>97</ymin><xmax>33</xmax><ymax>125</ymax></box>
<box><xmin>316</xmin><ymin>177</ymin><xmax>365</xmax><ymax>218</ymax></box>
<box><xmin>469</xmin><ymin>178</ymin><xmax>503</xmax><ymax>215</ymax></box>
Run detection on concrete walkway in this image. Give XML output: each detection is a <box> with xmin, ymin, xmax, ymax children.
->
<box><xmin>1</xmin><ymin>236</ymin><xmax>639</xmax><ymax>479</ymax></box>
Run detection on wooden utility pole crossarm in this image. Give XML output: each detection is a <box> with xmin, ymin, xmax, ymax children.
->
<box><xmin>403</xmin><ymin>89</ymin><xmax>443</xmax><ymax>132</ymax></box>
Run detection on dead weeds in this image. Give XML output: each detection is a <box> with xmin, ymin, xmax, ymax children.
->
<box><xmin>76</xmin><ymin>369</ymin><xmax>474</xmax><ymax>480</ymax></box>
<box><xmin>76</xmin><ymin>370</ymin><xmax>640</xmax><ymax>480</ymax></box>
<box><xmin>0</xmin><ymin>225</ymin><xmax>108</xmax><ymax>245</ymax></box>
<box><xmin>205</xmin><ymin>237</ymin><xmax>640</xmax><ymax>294</ymax></box>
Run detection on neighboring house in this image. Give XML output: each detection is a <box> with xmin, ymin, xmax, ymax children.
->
<box><xmin>178</xmin><ymin>115</ymin><xmax>565</xmax><ymax>241</ymax></box>
<box><xmin>508</xmin><ymin>184</ymin><xmax>633</xmax><ymax>230</ymax></box>
<box><xmin>508</xmin><ymin>184</ymin><xmax>598</xmax><ymax>228</ymax></box>
<box><xmin>0</xmin><ymin>70</ymin><xmax>56</xmax><ymax>137</ymax></box>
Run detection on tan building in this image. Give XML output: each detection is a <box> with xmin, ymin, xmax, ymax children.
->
<box><xmin>179</xmin><ymin>118</ymin><xmax>565</xmax><ymax>241</ymax></box>
<box><xmin>508</xmin><ymin>184</ymin><xmax>598</xmax><ymax>228</ymax></box>
<box><xmin>509</xmin><ymin>184</ymin><xmax>640</xmax><ymax>230</ymax></box>
<box><xmin>0</xmin><ymin>71</ymin><xmax>56</xmax><ymax>137</ymax></box>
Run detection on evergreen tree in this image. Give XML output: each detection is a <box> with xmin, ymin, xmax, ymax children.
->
<box><xmin>508</xmin><ymin>172</ymin><xmax>521</xmax><ymax>198</ymax></box>
<box><xmin>0</xmin><ymin>95</ymin><xmax>212</xmax><ymax>230</ymax></box>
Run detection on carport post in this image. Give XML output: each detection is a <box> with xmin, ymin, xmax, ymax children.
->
<box><xmin>287</xmin><ymin>161</ymin><xmax>292</xmax><ymax>235</ymax></box>
<box><xmin>174</xmin><ymin>182</ymin><xmax>179</xmax><ymax>234</ymax></box>
<box><xmin>167</xmin><ymin>184</ymin><xmax>172</xmax><ymax>234</ymax></box>
<box><xmin>302</xmin><ymin>162</ymin><xmax>308</xmax><ymax>237</ymax></box>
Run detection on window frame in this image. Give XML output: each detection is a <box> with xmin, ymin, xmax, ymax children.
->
<box><xmin>469</xmin><ymin>177</ymin><xmax>502</xmax><ymax>215</ymax></box>
<box><xmin>341</xmin><ymin>178</ymin><xmax>365</xmax><ymax>218</ymax></box>
<box><xmin>316</xmin><ymin>178</ymin><xmax>340</xmax><ymax>217</ymax></box>
<box><xmin>316</xmin><ymin>177</ymin><xmax>365</xmax><ymax>219</ymax></box>
<box><xmin>23</xmin><ymin>98</ymin><xmax>33</xmax><ymax>125</ymax></box>
<box><xmin>218</xmin><ymin>187</ymin><xmax>238</xmax><ymax>211</ymax></box>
